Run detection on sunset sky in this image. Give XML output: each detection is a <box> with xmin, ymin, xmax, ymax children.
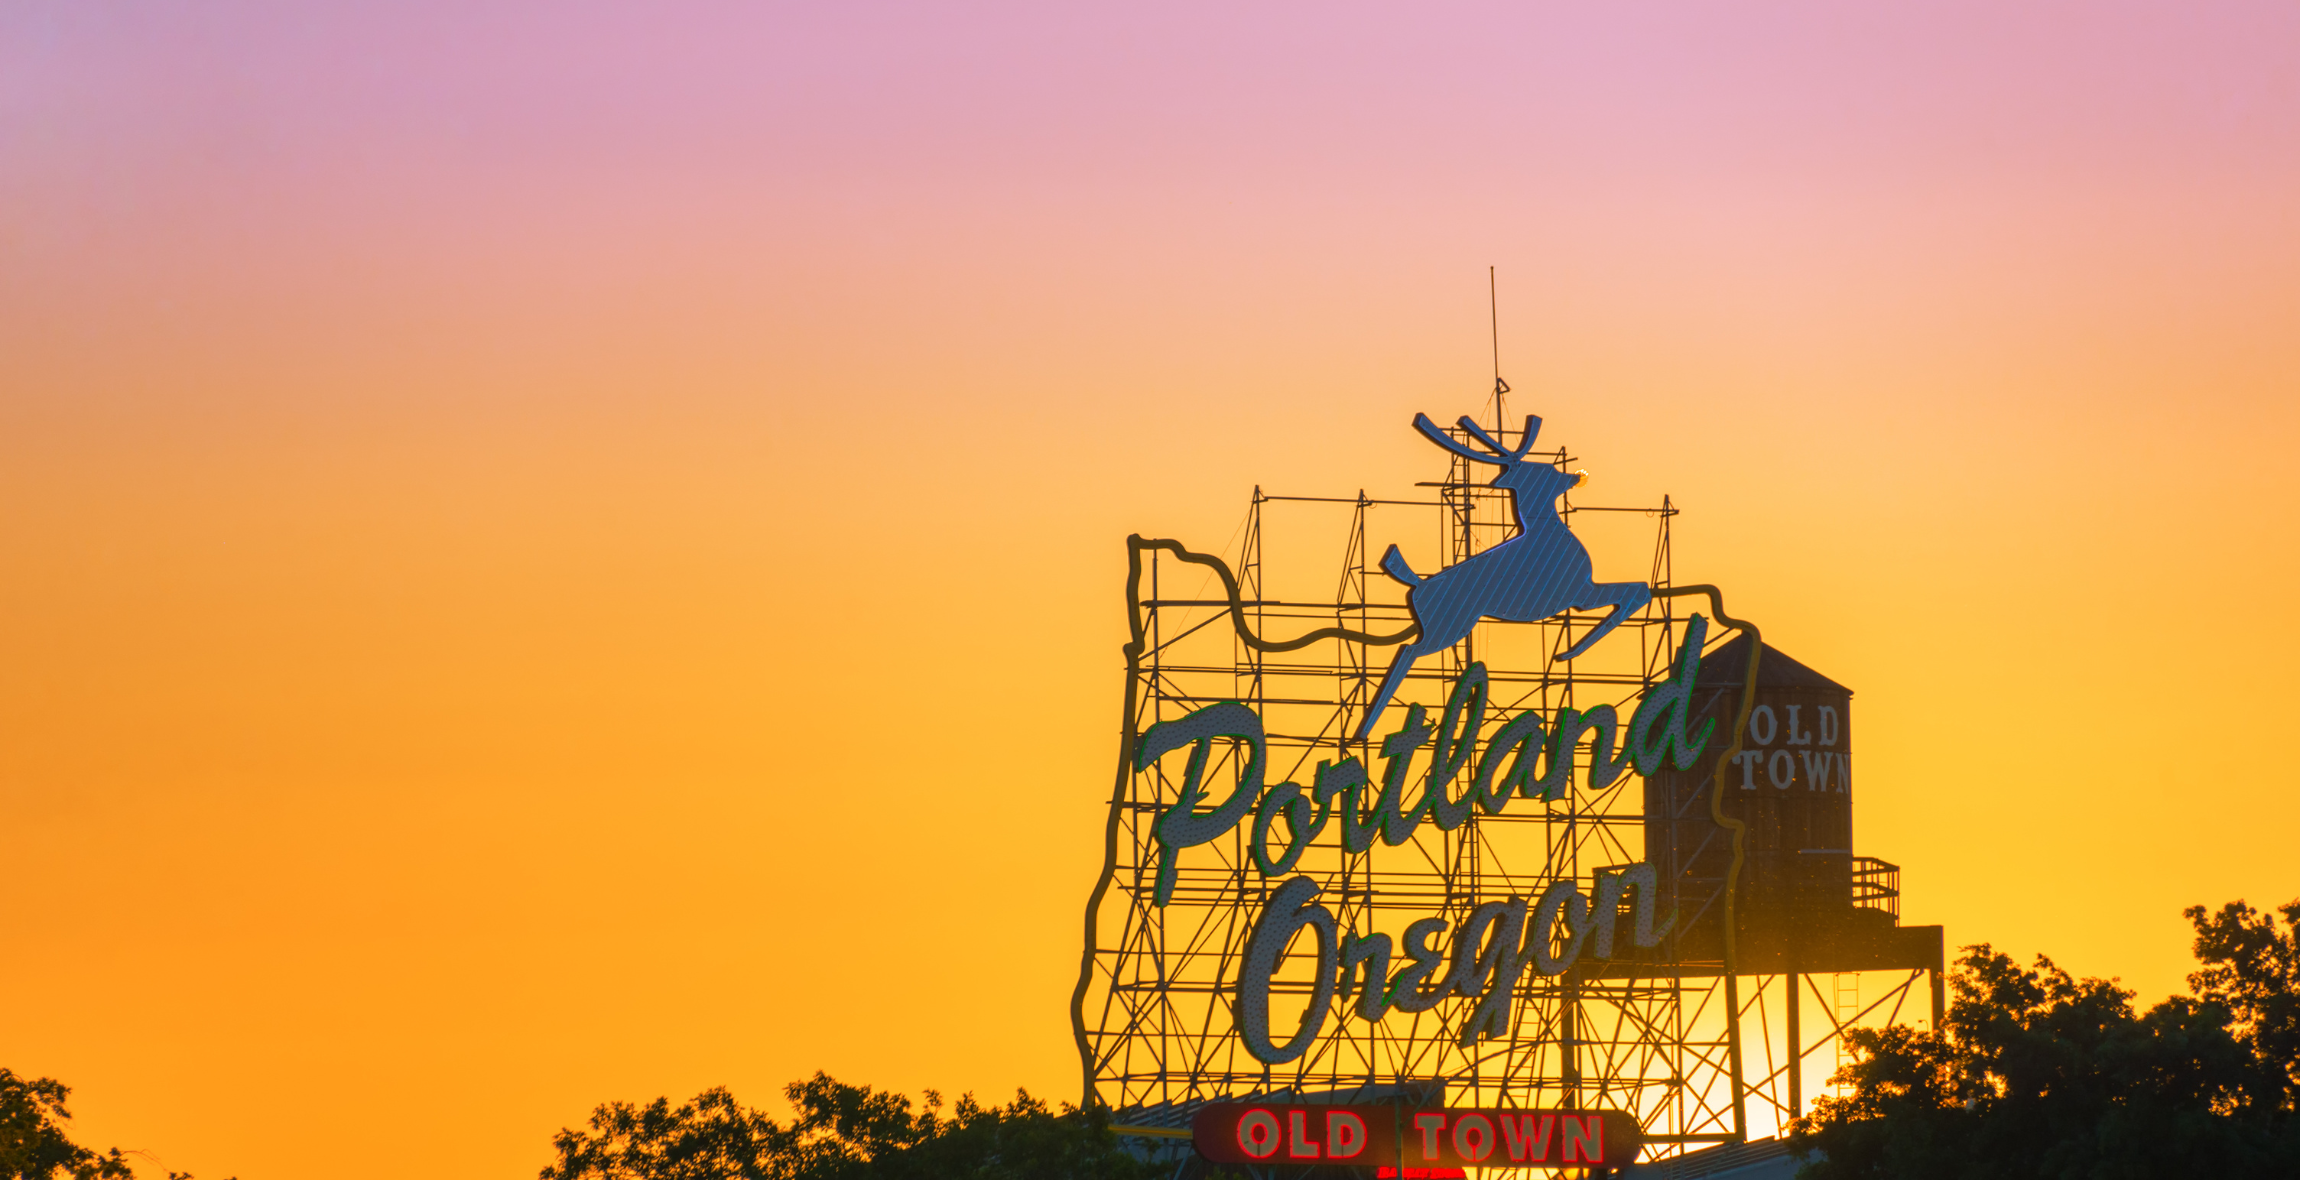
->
<box><xmin>4</xmin><ymin>2</ymin><xmax>2298</xmax><ymax>1176</ymax></box>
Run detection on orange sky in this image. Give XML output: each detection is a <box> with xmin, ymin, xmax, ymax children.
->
<box><xmin>4</xmin><ymin>2</ymin><xmax>2299</xmax><ymax>1176</ymax></box>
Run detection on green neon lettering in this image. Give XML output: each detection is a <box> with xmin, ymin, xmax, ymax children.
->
<box><xmin>1315</xmin><ymin>757</ymin><xmax>1378</xmax><ymax>855</ymax></box>
<box><xmin>1421</xmin><ymin>664</ymin><xmax>1488</xmax><ymax>830</ymax></box>
<box><xmin>1339</xmin><ymin>931</ymin><xmax>1394</xmax><ymax>1021</ymax></box>
<box><xmin>1477</xmin><ymin>711</ymin><xmax>1545</xmax><ymax>808</ymax></box>
<box><xmin>1150</xmin><ymin>635</ymin><xmax>1715</xmax><ymax>892</ymax></box>
<box><xmin>1237</xmin><ymin>876</ymin><xmax>1338</xmax><ymax>1064</ymax></box>
<box><xmin>1628</xmin><ymin>614</ymin><xmax>1715</xmax><ymax>775</ymax></box>
<box><xmin>1458</xmin><ymin>896</ymin><xmax>1532</xmax><ymax>1045</ymax></box>
<box><xmin>1249</xmin><ymin>781</ymin><xmax>1327</xmax><ymax>877</ymax></box>
<box><xmin>1384</xmin><ymin>916</ymin><xmax>1452</xmax><ymax>1013</ymax></box>
<box><xmin>1529</xmin><ymin>879</ymin><xmax>1591</xmax><ymax>976</ymax></box>
<box><xmin>1374</xmin><ymin>705</ymin><xmax>1432</xmax><ymax>845</ymax></box>
<box><xmin>1587</xmin><ymin>862</ymin><xmax>1676</xmax><ymax>960</ymax></box>
<box><xmin>1134</xmin><ymin>701</ymin><xmax>1265</xmax><ymax>907</ymax></box>
<box><xmin>1547</xmin><ymin>705</ymin><xmax>1624</xmax><ymax>797</ymax></box>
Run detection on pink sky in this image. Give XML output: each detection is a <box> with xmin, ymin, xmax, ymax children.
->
<box><xmin>4</xmin><ymin>3</ymin><xmax>2299</xmax><ymax>1177</ymax></box>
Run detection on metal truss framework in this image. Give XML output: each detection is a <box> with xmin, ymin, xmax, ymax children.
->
<box><xmin>1071</xmin><ymin>417</ymin><xmax>1930</xmax><ymax>1164</ymax></box>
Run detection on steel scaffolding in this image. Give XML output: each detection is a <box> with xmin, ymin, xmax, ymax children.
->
<box><xmin>1071</xmin><ymin>413</ymin><xmax>1932</xmax><ymax>1167</ymax></box>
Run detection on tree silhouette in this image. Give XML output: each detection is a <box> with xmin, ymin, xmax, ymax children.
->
<box><xmin>0</xmin><ymin>1070</ymin><xmax>136</xmax><ymax>1180</ymax></box>
<box><xmin>1793</xmin><ymin>900</ymin><xmax>2300</xmax><ymax>1179</ymax></box>
<box><xmin>2187</xmin><ymin>899</ymin><xmax>2300</xmax><ymax>1105</ymax></box>
<box><xmin>542</xmin><ymin>1072</ymin><xmax>1155</xmax><ymax>1180</ymax></box>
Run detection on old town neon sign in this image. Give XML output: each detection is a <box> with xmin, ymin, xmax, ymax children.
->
<box><xmin>1191</xmin><ymin>1101</ymin><xmax>1645</xmax><ymax>1170</ymax></box>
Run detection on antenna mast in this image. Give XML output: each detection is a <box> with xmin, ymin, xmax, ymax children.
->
<box><xmin>1489</xmin><ymin>265</ymin><xmax>1511</xmax><ymax>432</ymax></box>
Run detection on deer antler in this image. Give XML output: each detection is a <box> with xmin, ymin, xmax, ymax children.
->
<box><xmin>1412</xmin><ymin>413</ymin><xmax>1511</xmax><ymax>465</ymax></box>
<box><xmin>1457</xmin><ymin>415</ymin><xmax>1543</xmax><ymax>460</ymax></box>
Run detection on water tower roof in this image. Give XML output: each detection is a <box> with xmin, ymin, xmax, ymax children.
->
<box><xmin>1694</xmin><ymin>632</ymin><xmax>1852</xmax><ymax>694</ymax></box>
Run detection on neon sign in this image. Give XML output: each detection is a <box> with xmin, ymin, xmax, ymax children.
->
<box><xmin>1074</xmin><ymin>406</ymin><xmax>1778</xmax><ymax>1155</ymax></box>
<box><xmin>1134</xmin><ymin>617</ymin><xmax>1715</xmax><ymax>1064</ymax></box>
<box><xmin>1191</xmin><ymin>1101</ymin><xmax>1646</xmax><ymax>1169</ymax></box>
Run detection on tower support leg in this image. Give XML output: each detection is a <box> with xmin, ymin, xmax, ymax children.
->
<box><xmin>1724</xmin><ymin>972</ymin><xmax>1748</xmax><ymax>1142</ymax></box>
<box><xmin>1787</xmin><ymin>972</ymin><xmax>1802</xmax><ymax>1120</ymax></box>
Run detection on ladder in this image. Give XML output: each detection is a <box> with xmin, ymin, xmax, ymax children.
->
<box><xmin>1832</xmin><ymin>973</ymin><xmax>1860</xmax><ymax>1088</ymax></box>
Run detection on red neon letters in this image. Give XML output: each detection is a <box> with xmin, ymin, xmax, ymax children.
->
<box><xmin>1192</xmin><ymin>1102</ymin><xmax>1641</xmax><ymax>1169</ymax></box>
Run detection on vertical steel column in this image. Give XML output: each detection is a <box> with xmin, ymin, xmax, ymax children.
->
<box><xmin>1786</xmin><ymin>972</ymin><xmax>1802</xmax><ymax>1119</ymax></box>
<box><xmin>1725</xmin><ymin>971</ymin><xmax>1749</xmax><ymax>1142</ymax></box>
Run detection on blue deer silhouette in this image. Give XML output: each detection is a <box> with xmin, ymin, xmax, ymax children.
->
<box><xmin>1355</xmin><ymin>413</ymin><xmax>1652</xmax><ymax>741</ymax></box>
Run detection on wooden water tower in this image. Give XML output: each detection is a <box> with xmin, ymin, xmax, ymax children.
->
<box><xmin>1641</xmin><ymin>634</ymin><xmax>1946</xmax><ymax>1103</ymax></box>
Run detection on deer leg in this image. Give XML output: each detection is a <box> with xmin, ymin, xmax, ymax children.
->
<box><xmin>1378</xmin><ymin>544</ymin><xmax>1423</xmax><ymax>588</ymax></box>
<box><xmin>1355</xmin><ymin>644</ymin><xmax>1428</xmax><ymax>743</ymax></box>
<box><xmin>1556</xmin><ymin>582</ymin><xmax>1654</xmax><ymax>661</ymax></box>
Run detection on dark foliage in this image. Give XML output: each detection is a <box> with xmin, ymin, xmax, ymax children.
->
<box><xmin>541</xmin><ymin>1072</ymin><xmax>1158</xmax><ymax>1180</ymax></box>
<box><xmin>2187</xmin><ymin>899</ymin><xmax>2300</xmax><ymax>1104</ymax></box>
<box><xmin>0</xmin><ymin>1070</ymin><xmax>134</xmax><ymax>1180</ymax></box>
<box><xmin>1791</xmin><ymin>899</ymin><xmax>2300</xmax><ymax>1180</ymax></box>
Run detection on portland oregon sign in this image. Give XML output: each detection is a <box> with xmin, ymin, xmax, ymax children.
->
<box><xmin>1069</xmin><ymin>403</ymin><xmax>1947</xmax><ymax>1170</ymax></box>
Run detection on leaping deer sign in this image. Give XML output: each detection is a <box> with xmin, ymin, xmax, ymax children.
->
<box><xmin>1356</xmin><ymin>412</ymin><xmax>1652</xmax><ymax>741</ymax></box>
